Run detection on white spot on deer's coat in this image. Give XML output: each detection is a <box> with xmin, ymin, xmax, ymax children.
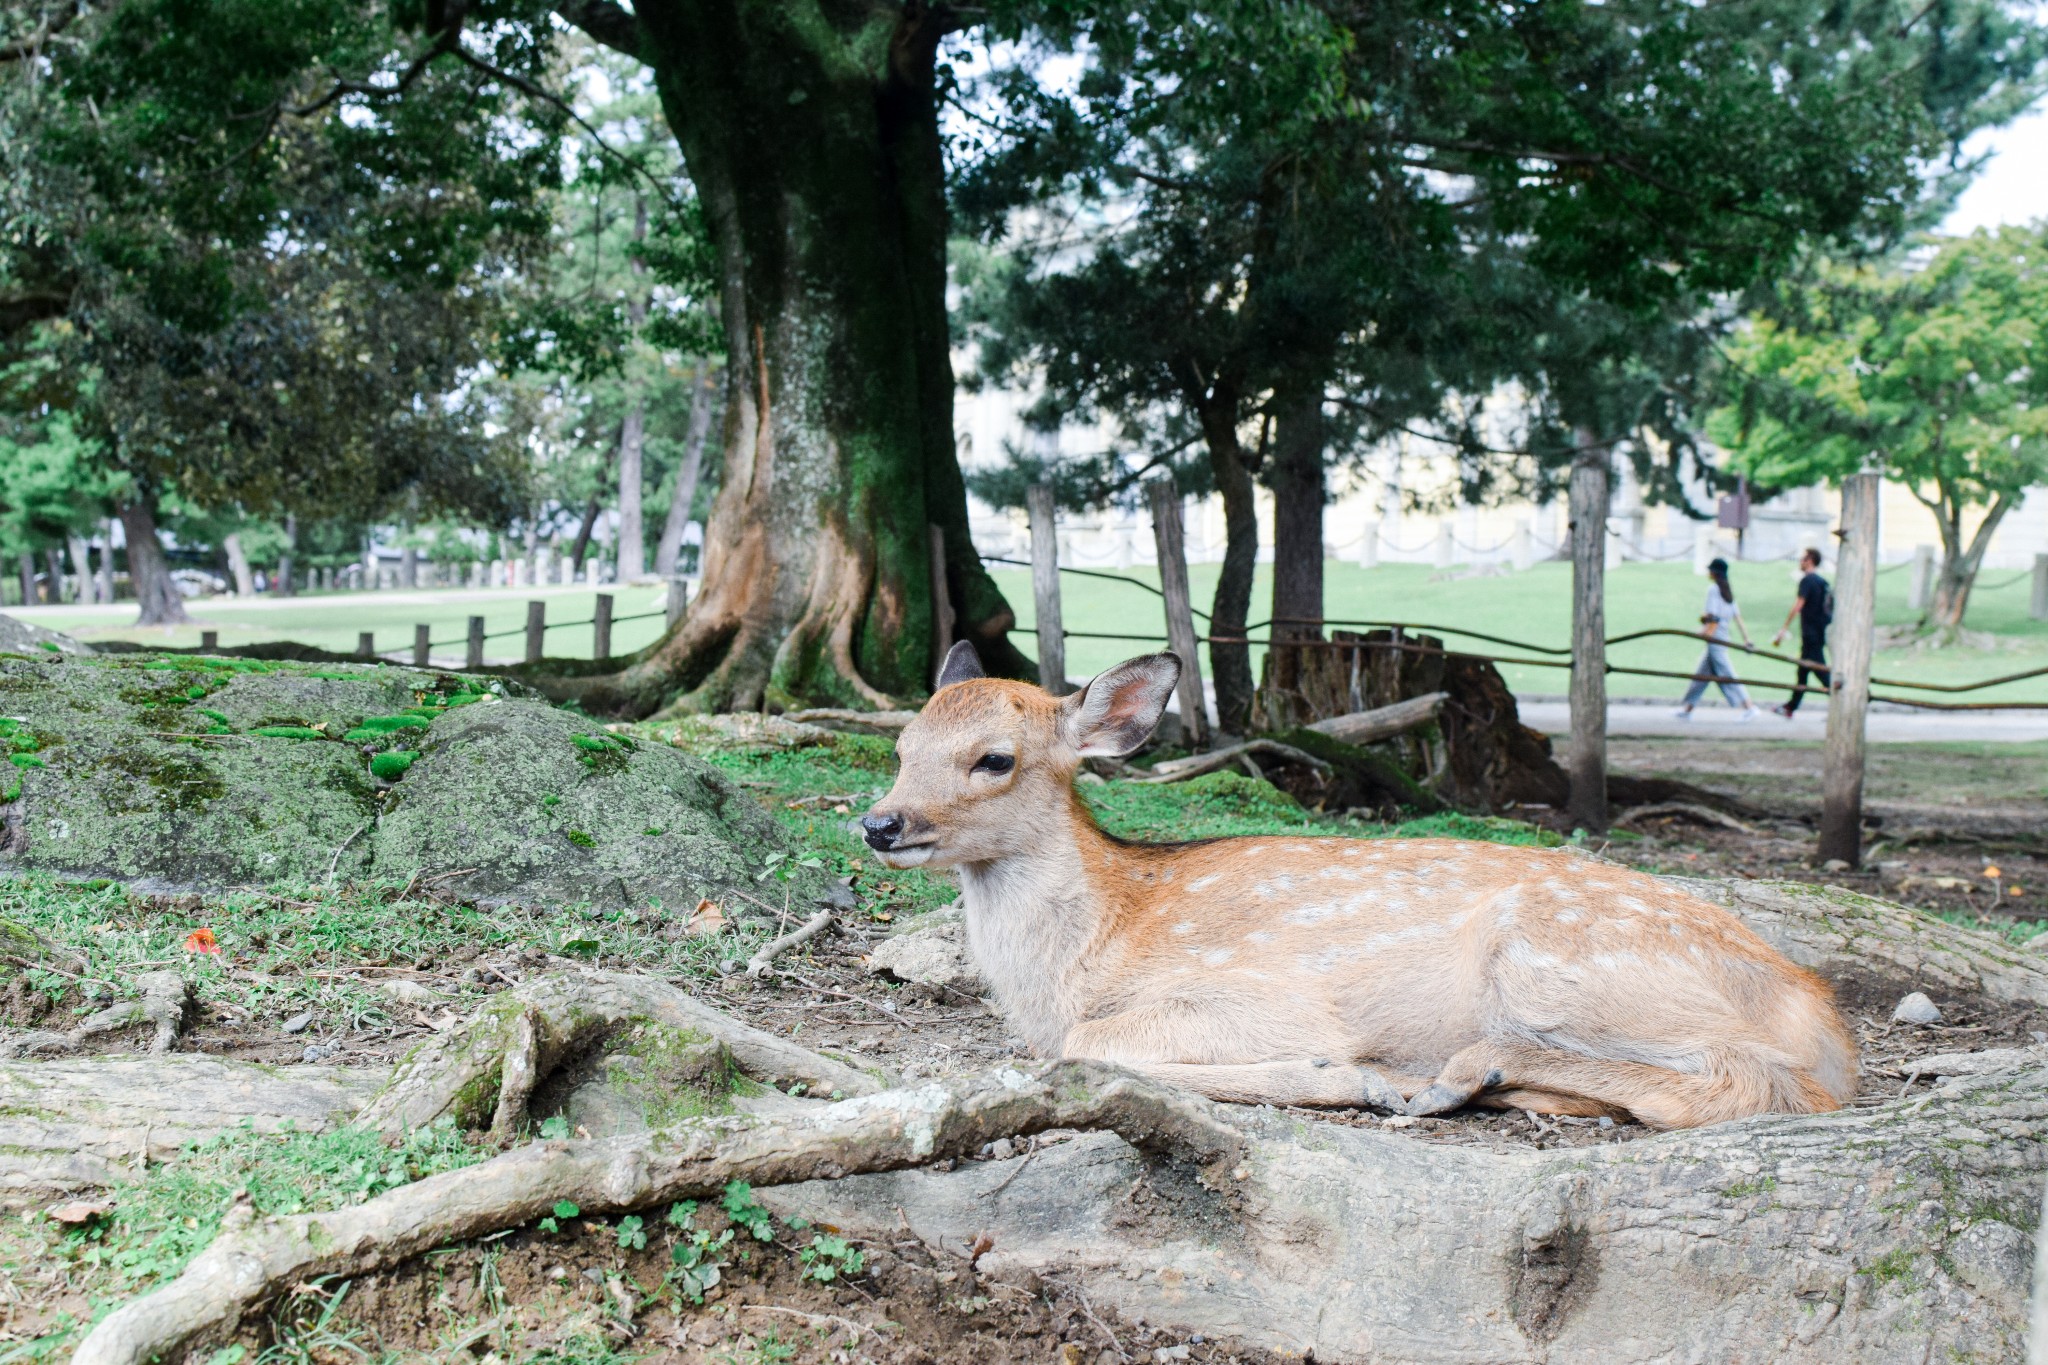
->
<box><xmin>1203</xmin><ymin>949</ymin><xmax>1235</xmax><ymax>966</ymax></box>
<box><xmin>1246</xmin><ymin>930</ymin><xmax>1275</xmax><ymax>944</ymax></box>
<box><xmin>1171</xmin><ymin>921</ymin><xmax>1195</xmax><ymax>936</ymax></box>
<box><xmin>1188</xmin><ymin>875</ymin><xmax>1220</xmax><ymax>892</ymax></box>
<box><xmin>1504</xmin><ymin>939</ymin><xmax>1561</xmax><ymax>970</ymax></box>
<box><xmin>1555</xmin><ymin>910</ymin><xmax>1582</xmax><ymax>925</ymax></box>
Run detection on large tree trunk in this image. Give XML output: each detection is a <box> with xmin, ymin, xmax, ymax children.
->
<box><xmin>273</xmin><ymin>513</ymin><xmax>296</xmax><ymax>596</ymax></box>
<box><xmin>655</xmin><ymin>361</ymin><xmax>717</xmax><ymax>577</ymax></box>
<box><xmin>66</xmin><ymin>534</ymin><xmax>94</xmax><ymax>604</ymax></box>
<box><xmin>115</xmin><ymin>497</ymin><xmax>190</xmax><ymax>626</ymax></box>
<box><xmin>222</xmin><ymin>532</ymin><xmax>256</xmax><ymax>598</ymax></box>
<box><xmin>1196</xmin><ymin>396</ymin><xmax>1259</xmax><ymax>737</ymax></box>
<box><xmin>1260</xmin><ymin>384</ymin><xmax>1327</xmax><ymax>724</ymax></box>
<box><xmin>552</xmin><ymin>0</ymin><xmax>1025</xmax><ymax>715</ymax></box>
<box><xmin>615</xmin><ymin>198</ymin><xmax>651</xmax><ymax>583</ymax></box>
<box><xmin>1925</xmin><ymin>489</ymin><xmax>2016</xmax><ymax>631</ymax></box>
<box><xmin>14</xmin><ymin>552</ymin><xmax>34</xmax><ymax>607</ymax></box>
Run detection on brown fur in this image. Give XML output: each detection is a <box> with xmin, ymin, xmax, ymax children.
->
<box><xmin>866</xmin><ymin>655</ymin><xmax>1858</xmax><ymax>1129</ymax></box>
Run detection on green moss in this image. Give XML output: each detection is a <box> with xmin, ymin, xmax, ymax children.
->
<box><xmin>369</xmin><ymin>751</ymin><xmax>418</xmax><ymax>781</ymax></box>
<box><xmin>1719</xmin><ymin>1175</ymin><xmax>1779</xmax><ymax>1199</ymax></box>
<box><xmin>565</xmin><ymin>830</ymin><xmax>596</xmax><ymax>848</ymax></box>
<box><xmin>1863</xmin><ymin>1248</ymin><xmax>1918</xmax><ymax>1289</ymax></box>
<box><xmin>98</xmin><ymin>748</ymin><xmax>228</xmax><ymax>814</ymax></box>
<box><xmin>250</xmin><ymin>726</ymin><xmax>323</xmax><ymax>741</ymax></box>
<box><xmin>9</xmin><ymin>753</ymin><xmax>45</xmax><ymax>769</ymax></box>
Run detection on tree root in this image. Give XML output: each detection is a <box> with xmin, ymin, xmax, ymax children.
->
<box><xmin>357</xmin><ymin>969</ymin><xmax>889</xmax><ymax>1137</ymax></box>
<box><xmin>1305</xmin><ymin>691</ymin><xmax>1446</xmax><ymax>746</ymax></box>
<box><xmin>0</xmin><ymin>971</ymin><xmax>188</xmax><ymax>1059</ymax></box>
<box><xmin>70</xmin><ymin>1061</ymin><xmax>1245</xmax><ymax>1365</ymax></box>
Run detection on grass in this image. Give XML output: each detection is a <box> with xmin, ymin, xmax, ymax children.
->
<box><xmin>986</xmin><ymin>559</ymin><xmax>2048</xmax><ymax>704</ymax></box>
<box><xmin>9</xmin><ymin>585</ymin><xmax>672</xmax><ymax>665</ymax></box>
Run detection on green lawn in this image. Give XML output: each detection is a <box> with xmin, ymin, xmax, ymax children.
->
<box><xmin>11</xmin><ymin>559</ymin><xmax>2045</xmax><ymax>704</ymax></box>
<box><xmin>11</xmin><ymin>584</ymin><xmax>673</xmax><ymax>664</ymax></box>
<box><xmin>987</xmin><ymin>559</ymin><xmax>2048</xmax><ymax>704</ymax></box>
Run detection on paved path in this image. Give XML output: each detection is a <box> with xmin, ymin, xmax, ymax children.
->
<box><xmin>1515</xmin><ymin>697</ymin><xmax>2048</xmax><ymax>744</ymax></box>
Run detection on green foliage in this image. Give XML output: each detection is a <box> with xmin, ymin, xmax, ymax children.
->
<box><xmin>665</xmin><ymin>1223</ymin><xmax>733</xmax><ymax>1305</ymax></box>
<box><xmin>250</xmin><ymin>726</ymin><xmax>322</xmax><ymax>741</ymax></box>
<box><xmin>565</xmin><ymin>829</ymin><xmax>596</xmax><ymax>848</ymax></box>
<box><xmin>720</xmin><ymin>1181</ymin><xmax>775</xmax><ymax>1242</ymax></box>
<box><xmin>798</xmin><ymin>1233</ymin><xmax>865</xmax><ymax>1284</ymax></box>
<box><xmin>51</xmin><ymin>1118</ymin><xmax>480</xmax><ymax>1292</ymax></box>
<box><xmin>615</xmin><ymin>1214</ymin><xmax>647</xmax><ymax>1250</ymax></box>
<box><xmin>1714</xmin><ymin>225</ymin><xmax>2048</xmax><ymax>620</ymax></box>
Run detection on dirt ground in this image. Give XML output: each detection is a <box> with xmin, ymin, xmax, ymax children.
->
<box><xmin>1539</xmin><ymin>736</ymin><xmax>2048</xmax><ymax>935</ymax></box>
<box><xmin>14</xmin><ymin>734</ymin><xmax>2048</xmax><ymax>1363</ymax></box>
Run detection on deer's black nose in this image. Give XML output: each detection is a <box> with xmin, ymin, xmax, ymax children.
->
<box><xmin>860</xmin><ymin>813</ymin><xmax>904</xmax><ymax>851</ymax></box>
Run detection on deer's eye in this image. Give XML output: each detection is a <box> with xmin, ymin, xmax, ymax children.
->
<box><xmin>972</xmin><ymin>753</ymin><xmax>1014</xmax><ymax>775</ymax></box>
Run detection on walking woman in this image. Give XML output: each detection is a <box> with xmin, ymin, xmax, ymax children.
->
<box><xmin>1674</xmin><ymin>557</ymin><xmax>1763</xmax><ymax>721</ymax></box>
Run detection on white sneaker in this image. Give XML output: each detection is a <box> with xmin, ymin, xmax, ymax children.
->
<box><xmin>1736</xmin><ymin>708</ymin><xmax>1759</xmax><ymax>723</ymax></box>
<box><xmin>1672</xmin><ymin>708</ymin><xmax>1693</xmax><ymax>721</ymax></box>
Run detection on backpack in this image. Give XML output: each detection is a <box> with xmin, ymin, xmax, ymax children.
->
<box><xmin>1819</xmin><ymin>579</ymin><xmax>1834</xmax><ymax>628</ymax></box>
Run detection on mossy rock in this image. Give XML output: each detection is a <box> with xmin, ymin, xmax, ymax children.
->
<box><xmin>0</xmin><ymin>655</ymin><xmax>824</xmax><ymax>909</ymax></box>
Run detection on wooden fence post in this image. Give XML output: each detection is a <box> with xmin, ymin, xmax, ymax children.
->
<box><xmin>1820</xmin><ymin>471</ymin><xmax>1880</xmax><ymax>867</ymax></box>
<box><xmin>200</xmin><ymin>630</ymin><xmax>218</xmax><ymax>652</ymax></box>
<box><xmin>928</xmin><ymin>525</ymin><xmax>955</xmax><ymax>684</ymax></box>
<box><xmin>594</xmin><ymin>593</ymin><xmax>613</xmax><ymax>661</ymax></box>
<box><xmin>525</xmin><ymin>601</ymin><xmax>545</xmax><ymax>665</ymax></box>
<box><xmin>356</xmin><ymin>631</ymin><xmax>375</xmax><ymax>659</ymax></box>
<box><xmin>666</xmin><ymin>576</ymin><xmax>691</xmax><ymax>630</ymax></box>
<box><xmin>1566</xmin><ymin>435</ymin><xmax>1610</xmax><ymax>832</ymax></box>
<box><xmin>413</xmin><ymin>624</ymin><xmax>431</xmax><ymax>667</ymax></box>
<box><xmin>2032</xmin><ymin>553</ymin><xmax>2048</xmax><ymax>623</ymax></box>
<box><xmin>466</xmin><ymin>616</ymin><xmax>485</xmax><ymax>671</ymax></box>
<box><xmin>1147</xmin><ymin>478</ymin><xmax>1210</xmax><ymax>746</ymax></box>
<box><xmin>1026</xmin><ymin>483</ymin><xmax>1066</xmax><ymax>692</ymax></box>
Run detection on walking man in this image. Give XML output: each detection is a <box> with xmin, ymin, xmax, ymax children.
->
<box><xmin>1770</xmin><ymin>547</ymin><xmax>1832</xmax><ymax>717</ymax></box>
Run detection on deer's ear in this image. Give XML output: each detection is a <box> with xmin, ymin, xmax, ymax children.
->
<box><xmin>935</xmin><ymin>640</ymin><xmax>985</xmax><ymax>691</ymax></box>
<box><xmin>1060</xmin><ymin>653</ymin><xmax>1180</xmax><ymax>757</ymax></box>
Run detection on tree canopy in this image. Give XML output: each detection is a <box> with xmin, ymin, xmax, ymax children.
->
<box><xmin>1713</xmin><ymin>224</ymin><xmax>2048</xmax><ymax>630</ymax></box>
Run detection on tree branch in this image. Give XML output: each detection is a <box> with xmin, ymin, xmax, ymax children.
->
<box><xmin>554</xmin><ymin>0</ymin><xmax>640</xmax><ymax>58</ymax></box>
<box><xmin>0</xmin><ymin>2</ymin><xmax>79</xmax><ymax>65</ymax></box>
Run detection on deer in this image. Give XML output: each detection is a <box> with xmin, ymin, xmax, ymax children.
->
<box><xmin>859</xmin><ymin>644</ymin><xmax>1858</xmax><ymax>1130</ymax></box>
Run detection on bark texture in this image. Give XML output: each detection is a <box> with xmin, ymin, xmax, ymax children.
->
<box><xmin>72</xmin><ymin>1062</ymin><xmax>1241</xmax><ymax>1365</ymax></box>
<box><xmin>115</xmin><ymin>496</ymin><xmax>190</xmax><ymax>626</ymax></box>
<box><xmin>1196</xmin><ymin>398</ymin><xmax>1260</xmax><ymax>737</ymax></box>
<box><xmin>0</xmin><ymin>1055</ymin><xmax>380</xmax><ymax>1204</ymax></box>
<box><xmin>773</xmin><ymin>1065</ymin><xmax>2044</xmax><ymax>1364</ymax></box>
<box><xmin>548</xmin><ymin>0</ymin><xmax>1025</xmax><ymax>716</ymax></box>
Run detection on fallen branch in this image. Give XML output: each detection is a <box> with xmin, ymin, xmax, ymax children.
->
<box><xmin>71</xmin><ymin>1062</ymin><xmax>1244</xmax><ymax>1365</ymax></box>
<box><xmin>1613</xmin><ymin>802</ymin><xmax>1758</xmax><ymax>836</ymax></box>
<box><xmin>1305</xmin><ymin>692</ymin><xmax>1446</xmax><ymax>747</ymax></box>
<box><xmin>1134</xmin><ymin>740</ymin><xmax>1333</xmax><ymax>784</ymax></box>
<box><xmin>748</xmin><ymin>909</ymin><xmax>835</xmax><ymax>978</ymax></box>
<box><xmin>357</xmin><ymin>969</ymin><xmax>889</xmax><ymax>1135</ymax></box>
<box><xmin>784</xmin><ymin>708</ymin><xmax>917</xmax><ymax>736</ymax></box>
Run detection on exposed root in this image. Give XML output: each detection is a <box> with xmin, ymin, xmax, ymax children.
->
<box><xmin>70</xmin><ymin>1061</ymin><xmax>1246</xmax><ymax>1365</ymax></box>
<box><xmin>358</xmin><ymin>969</ymin><xmax>889</xmax><ymax>1135</ymax></box>
<box><xmin>785</xmin><ymin>708</ymin><xmax>916</xmax><ymax>735</ymax></box>
<box><xmin>1306</xmin><ymin>692</ymin><xmax>1446</xmax><ymax>746</ymax></box>
<box><xmin>0</xmin><ymin>971</ymin><xmax>188</xmax><ymax>1058</ymax></box>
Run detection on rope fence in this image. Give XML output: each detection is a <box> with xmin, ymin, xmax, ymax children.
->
<box><xmin>989</xmin><ymin>550</ymin><xmax>2048</xmax><ymax>709</ymax></box>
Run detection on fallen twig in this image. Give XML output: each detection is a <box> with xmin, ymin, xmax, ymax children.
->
<box><xmin>747</xmin><ymin>909</ymin><xmax>835</xmax><ymax>978</ymax></box>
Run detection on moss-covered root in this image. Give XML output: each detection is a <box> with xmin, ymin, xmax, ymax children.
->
<box><xmin>358</xmin><ymin>969</ymin><xmax>892</xmax><ymax>1136</ymax></box>
<box><xmin>1</xmin><ymin>970</ymin><xmax>190</xmax><ymax>1058</ymax></box>
<box><xmin>71</xmin><ymin>1062</ymin><xmax>1244</xmax><ymax>1365</ymax></box>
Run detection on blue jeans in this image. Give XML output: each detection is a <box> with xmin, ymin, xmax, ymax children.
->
<box><xmin>1681</xmin><ymin>642</ymin><xmax>1751</xmax><ymax>708</ymax></box>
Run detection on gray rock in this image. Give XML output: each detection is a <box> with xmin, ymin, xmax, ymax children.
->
<box><xmin>0</xmin><ymin>614</ymin><xmax>87</xmax><ymax>658</ymax></box>
<box><xmin>378</xmin><ymin>980</ymin><xmax>444</xmax><ymax>1008</ymax></box>
<box><xmin>866</xmin><ymin>909</ymin><xmax>985</xmax><ymax>996</ymax></box>
<box><xmin>280</xmin><ymin>1012</ymin><xmax>313</xmax><ymax>1035</ymax></box>
<box><xmin>1892</xmin><ymin>991</ymin><xmax>1943</xmax><ymax>1025</ymax></box>
<box><xmin>0</xmin><ymin>653</ymin><xmax>828</xmax><ymax>911</ymax></box>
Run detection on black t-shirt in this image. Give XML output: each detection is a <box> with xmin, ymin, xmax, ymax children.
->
<box><xmin>1798</xmin><ymin>572</ymin><xmax>1829</xmax><ymax>635</ymax></box>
